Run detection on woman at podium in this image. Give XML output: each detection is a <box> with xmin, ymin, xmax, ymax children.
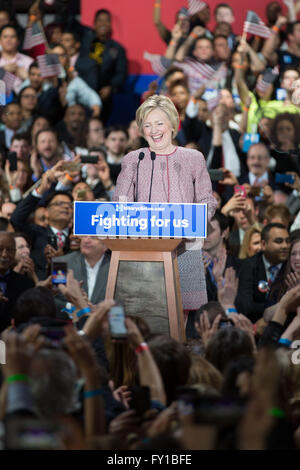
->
<box><xmin>114</xmin><ymin>95</ymin><xmax>217</xmax><ymax>311</ymax></box>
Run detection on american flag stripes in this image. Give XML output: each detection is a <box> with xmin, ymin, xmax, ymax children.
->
<box><xmin>0</xmin><ymin>68</ymin><xmax>16</xmax><ymax>95</ymax></box>
<box><xmin>23</xmin><ymin>22</ymin><xmax>47</xmax><ymax>58</ymax></box>
<box><xmin>256</xmin><ymin>68</ymin><xmax>279</xmax><ymax>93</ymax></box>
<box><xmin>176</xmin><ymin>58</ymin><xmax>221</xmax><ymax>94</ymax></box>
<box><xmin>37</xmin><ymin>54</ymin><xmax>61</xmax><ymax>78</ymax></box>
<box><xmin>143</xmin><ymin>52</ymin><xmax>168</xmax><ymax>77</ymax></box>
<box><xmin>188</xmin><ymin>0</ymin><xmax>208</xmax><ymax>16</ymax></box>
<box><xmin>205</xmin><ymin>90</ymin><xmax>221</xmax><ymax>111</ymax></box>
<box><xmin>144</xmin><ymin>52</ymin><xmax>222</xmax><ymax>95</ymax></box>
<box><xmin>243</xmin><ymin>11</ymin><xmax>271</xmax><ymax>39</ymax></box>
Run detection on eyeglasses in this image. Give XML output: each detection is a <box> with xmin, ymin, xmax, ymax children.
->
<box><xmin>49</xmin><ymin>201</ymin><xmax>72</xmax><ymax>208</ymax></box>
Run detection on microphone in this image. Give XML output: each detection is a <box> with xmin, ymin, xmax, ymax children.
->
<box><xmin>135</xmin><ymin>151</ymin><xmax>145</xmax><ymax>201</ymax></box>
<box><xmin>149</xmin><ymin>151</ymin><xmax>156</xmax><ymax>202</ymax></box>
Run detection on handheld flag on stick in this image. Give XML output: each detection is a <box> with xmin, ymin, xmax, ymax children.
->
<box><xmin>37</xmin><ymin>54</ymin><xmax>61</xmax><ymax>78</ymax></box>
<box><xmin>0</xmin><ymin>68</ymin><xmax>16</xmax><ymax>96</ymax></box>
<box><xmin>243</xmin><ymin>11</ymin><xmax>271</xmax><ymax>39</ymax></box>
<box><xmin>23</xmin><ymin>22</ymin><xmax>47</xmax><ymax>58</ymax></box>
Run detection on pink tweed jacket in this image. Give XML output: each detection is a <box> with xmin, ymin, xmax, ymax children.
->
<box><xmin>114</xmin><ymin>146</ymin><xmax>218</xmax><ymax>309</ymax></box>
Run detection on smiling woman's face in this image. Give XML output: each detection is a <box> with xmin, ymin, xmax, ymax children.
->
<box><xmin>142</xmin><ymin>108</ymin><xmax>173</xmax><ymax>153</ymax></box>
<box><xmin>290</xmin><ymin>241</ymin><xmax>300</xmax><ymax>274</ymax></box>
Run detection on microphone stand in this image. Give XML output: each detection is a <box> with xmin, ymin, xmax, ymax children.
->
<box><xmin>149</xmin><ymin>152</ymin><xmax>156</xmax><ymax>202</ymax></box>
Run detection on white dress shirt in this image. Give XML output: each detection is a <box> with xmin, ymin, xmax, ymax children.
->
<box><xmin>84</xmin><ymin>256</ymin><xmax>104</xmax><ymax>299</ymax></box>
<box><xmin>248</xmin><ymin>171</ymin><xmax>269</xmax><ymax>185</ymax></box>
<box><xmin>50</xmin><ymin>226</ymin><xmax>69</xmax><ymax>248</ymax></box>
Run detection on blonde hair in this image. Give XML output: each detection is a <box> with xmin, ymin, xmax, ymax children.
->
<box><xmin>239</xmin><ymin>223</ymin><xmax>262</xmax><ymax>259</ymax></box>
<box><xmin>136</xmin><ymin>95</ymin><xmax>180</xmax><ymax>138</ymax></box>
<box><xmin>187</xmin><ymin>354</ymin><xmax>223</xmax><ymax>391</ymax></box>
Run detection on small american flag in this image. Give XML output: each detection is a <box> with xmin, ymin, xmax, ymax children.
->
<box><xmin>189</xmin><ymin>0</ymin><xmax>207</xmax><ymax>16</ymax></box>
<box><xmin>256</xmin><ymin>68</ymin><xmax>279</xmax><ymax>93</ymax></box>
<box><xmin>143</xmin><ymin>52</ymin><xmax>170</xmax><ymax>76</ymax></box>
<box><xmin>0</xmin><ymin>68</ymin><xmax>16</xmax><ymax>95</ymax></box>
<box><xmin>37</xmin><ymin>54</ymin><xmax>61</xmax><ymax>78</ymax></box>
<box><xmin>23</xmin><ymin>22</ymin><xmax>46</xmax><ymax>58</ymax></box>
<box><xmin>205</xmin><ymin>90</ymin><xmax>221</xmax><ymax>111</ymax></box>
<box><xmin>243</xmin><ymin>11</ymin><xmax>271</xmax><ymax>39</ymax></box>
<box><xmin>188</xmin><ymin>0</ymin><xmax>207</xmax><ymax>16</ymax></box>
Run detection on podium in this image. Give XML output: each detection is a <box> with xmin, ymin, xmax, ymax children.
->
<box><xmin>74</xmin><ymin>200</ymin><xmax>207</xmax><ymax>343</ymax></box>
<box><xmin>104</xmin><ymin>239</ymin><xmax>185</xmax><ymax>341</ymax></box>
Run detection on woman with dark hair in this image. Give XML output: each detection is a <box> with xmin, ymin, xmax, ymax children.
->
<box><xmin>264</xmin><ymin>235</ymin><xmax>300</xmax><ymax>321</ymax></box>
<box><xmin>18</xmin><ymin>86</ymin><xmax>38</xmax><ymax>133</ymax></box>
<box><xmin>269</xmin><ymin>113</ymin><xmax>300</xmax><ymax>174</ymax></box>
<box><xmin>205</xmin><ymin>328</ymin><xmax>254</xmax><ymax>374</ymax></box>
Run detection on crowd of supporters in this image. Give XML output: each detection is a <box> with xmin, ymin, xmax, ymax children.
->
<box><xmin>0</xmin><ymin>0</ymin><xmax>299</xmax><ymax>451</ymax></box>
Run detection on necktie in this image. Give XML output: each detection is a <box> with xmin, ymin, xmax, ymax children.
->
<box><xmin>207</xmin><ymin>260</ymin><xmax>218</xmax><ymax>288</ymax></box>
<box><xmin>268</xmin><ymin>265</ymin><xmax>280</xmax><ymax>288</ymax></box>
<box><xmin>56</xmin><ymin>232</ymin><xmax>64</xmax><ymax>249</ymax></box>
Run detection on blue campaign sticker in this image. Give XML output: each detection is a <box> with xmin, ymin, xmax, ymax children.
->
<box><xmin>74</xmin><ymin>201</ymin><xmax>207</xmax><ymax>238</ymax></box>
<box><xmin>242</xmin><ymin>133</ymin><xmax>260</xmax><ymax>153</ymax></box>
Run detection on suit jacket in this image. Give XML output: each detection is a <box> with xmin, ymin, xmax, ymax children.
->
<box><xmin>10</xmin><ymin>193</ymin><xmax>70</xmax><ymax>280</ymax></box>
<box><xmin>206</xmin><ymin>254</ymin><xmax>242</xmax><ymax>302</ymax></box>
<box><xmin>228</xmin><ymin>230</ymin><xmax>241</xmax><ymax>258</ymax></box>
<box><xmin>0</xmin><ymin>130</ymin><xmax>6</xmax><ymax>152</ymax></box>
<box><xmin>238</xmin><ymin>172</ymin><xmax>277</xmax><ymax>190</ymax></box>
<box><xmin>56</xmin><ymin>250</ymin><xmax>111</xmax><ymax>306</ymax></box>
<box><xmin>235</xmin><ymin>252</ymin><xmax>286</xmax><ymax>322</ymax></box>
<box><xmin>0</xmin><ymin>271</ymin><xmax>35</xmax><ymax>332</ymax></box>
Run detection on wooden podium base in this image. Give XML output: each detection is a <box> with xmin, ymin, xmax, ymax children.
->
<box><xmin>104</xmin><ymin>239</ymin><xmax>185</xmax><ymax>342</ymax></box>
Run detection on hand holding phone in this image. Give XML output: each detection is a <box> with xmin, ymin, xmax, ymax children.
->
<box><xmin>234</xmin><ymin>185</ymin><xmax>247</xmax><ymax>198</ymax></box>
<box><xmin>108</xmin><ymin>305</ymin><xmax>127</xmax><ymax>340</ymax></box>
<box><xmin>8</xmin><ymin>151</ymin><xmax>17</xmax><ymax>172</ymax></box>
<box><xmin>275</xmin><ymin>173</ymin><xmax>295</xmax><ymax>185</ymax></box>
<box><xmin>61</xmin><ymin>161</ymin><xmax>81</xmax><ymax>172</ymax></box>
<box><xmin>51</xmin><ymin>258</ymin><xmax>67</xmax><ymax>285</ymax></box>
<box><xmin>80</xmin><ymin>155</ymin><xmax>99</xmax><ymax>164</ymax></box>
<box><xmin>129</xmin><ymin>386</ymin><xmax>151</xmax><ymax>417</ymax></box>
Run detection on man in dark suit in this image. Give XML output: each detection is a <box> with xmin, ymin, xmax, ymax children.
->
<box><xmin>238</xmin><ymin>142</ymin><xmax>276</xmax><ymax>190</ymax></box>
<box><xmin>236</xmin><ymin>223</ymin><xmax>290</xmax><ymax>322</ymax></box>
<box><xmin>56</xmin><ymin>236</ymin><xmax>110</xmax><ymax>309</ymax></box>
<box><xmin>0</xmin><ymin>102</ymin><xmax>23</xmax><ymax>154</ymax></box>
<box><xmin>0</xmin><ymin>232</ymin><xmax>34</xmax><ymax>332</ymax></box>
<box><xmin>11</xmin><ymin>170</ymin><xmax>73</xmax><ymax>280</ymax></box>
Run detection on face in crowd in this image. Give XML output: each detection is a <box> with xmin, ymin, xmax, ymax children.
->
<box><xmin>247</xmin><ymin>144</ymin><xmax>270</xmax><ymax>178</ymax></box>
<box><xmin>36</xmin><ymin>130</ymin><xmax>59</xmax><ymax>162</ymax></box>
<box><xmin>262</xmin><ymin>227</ymin><xmax>290</xmax><ymax>265</ymax></box>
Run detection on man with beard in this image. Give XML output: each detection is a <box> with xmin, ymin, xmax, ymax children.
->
<box><xmin>30</xmin><ymin>129</ymin><xmax>61</xmax><ymax>181</ymax></box>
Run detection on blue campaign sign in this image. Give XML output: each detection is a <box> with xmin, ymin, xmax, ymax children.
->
<box><xmin>74</xmin><ymin>201</ymin><xmax>207</xmax><ymax>238</ymax></box>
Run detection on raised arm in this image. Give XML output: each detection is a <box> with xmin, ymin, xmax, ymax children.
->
<box><xmin>175</xmin><ymin>26</ymin><xmax>205</xmax><ymax>62</ymax></box>
<box><xmin>233</xmin><ymin>47</ymin><xmax>251</xmax><ymax>106</ymax></box>
<box><xmin>242</xmin><ymin>40</ymin><xmax>267</xmax><ymax>73</ymax></box>
<box><xmin>164</xmin><ymin>23</ymin><xmax>183</xmax><ymax>59</ymax></box>
<box><xmin>126</xmin><ymin>317</ymin><xmax>167</xmax><ymax>405</ymax></box>
<box><xmin>153</xmin><ymin>0</ymin><xmax>171</xmax><ymax>43</ymax></box>
<box><xmin>261</xmin><ymin>15</ymin><xmax>287</xmax><ymax>65</ymax></box>
<box><xmin>284</xmin><ymin>0</ymin><xmax>297</xmax><ymax>22</ymax></box>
